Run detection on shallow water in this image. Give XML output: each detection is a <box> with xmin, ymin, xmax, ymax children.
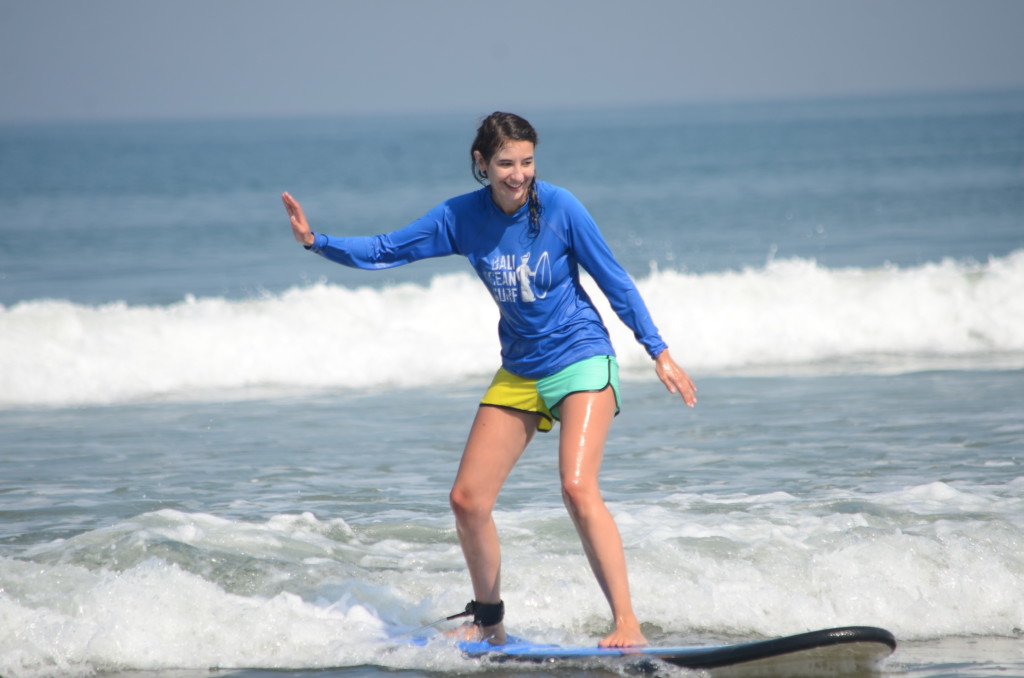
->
<box><xmin>2</xmin><ymin>371</ymin><xmax>1022</xmax><ymax>677</ymax></box>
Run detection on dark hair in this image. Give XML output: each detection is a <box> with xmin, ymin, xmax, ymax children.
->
<box><xmin>471</xmin><ymin>112</ymin><xmax>542</xmax><ymax>237</ymax></box>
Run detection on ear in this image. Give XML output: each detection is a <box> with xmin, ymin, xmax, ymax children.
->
<box><xmin>473</xmin><ymin>150</ymin><xmax>488</xmax><ymax>176</ymax></box>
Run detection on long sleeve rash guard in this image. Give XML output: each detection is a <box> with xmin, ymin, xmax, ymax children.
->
<box><xmin>306</xmin><ymin>181</ymin><xmax>667</xmax><ymax>379</ymax></box>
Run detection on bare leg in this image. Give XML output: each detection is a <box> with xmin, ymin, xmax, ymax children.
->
<box><xmin>558</xmin><ymin>387</ymin><xmax>647</xmax><ymax>648</ymax></box>
<box><xmin>450</xmin><ymin>405</ymin><xmax>538</xmax><ymax>644</ymax></box>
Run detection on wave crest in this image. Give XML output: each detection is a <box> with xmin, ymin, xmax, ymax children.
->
<box><xmin>3</xmin><ymin>252</ymin><xmax>1022</xmax><ymax>407</ymax></box>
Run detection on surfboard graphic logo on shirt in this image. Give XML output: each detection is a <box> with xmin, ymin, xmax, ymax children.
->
<box><xmin>487</xmin><ymin>251</ymin><xmax>551</xmax><ymax>303</ymax></box>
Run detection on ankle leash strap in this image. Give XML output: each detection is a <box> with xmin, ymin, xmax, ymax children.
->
<box><xmin>447</xmin><ymin>600</ymin><xmax>505</xmax><ymax>627</ymax></box>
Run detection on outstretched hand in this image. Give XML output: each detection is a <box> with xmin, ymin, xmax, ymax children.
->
<box><xmin>655</xmin><ymin>349</ymin><xmax>697</xmax><ymax>407</ymax></box>
<box><xmin>282</xmin><ymin>192</ymin><xmax>315</xmax><ymax>247</ymax></box>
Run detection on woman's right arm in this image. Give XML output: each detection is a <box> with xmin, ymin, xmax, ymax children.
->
<box><xmin>281</xmin><ymin>191</ymin><xmax>459</xmax><ymax>269</ymax></box>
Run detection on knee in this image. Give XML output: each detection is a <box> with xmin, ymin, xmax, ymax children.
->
<box><xmin>450</xmin><ymin>484</ymin><xmax>491</xmax><ymax>524</ymax></box>
<box><xmin>560</xmin><ymin>478</ymin><xmax>602</xmax><ymax>519</ymax></box>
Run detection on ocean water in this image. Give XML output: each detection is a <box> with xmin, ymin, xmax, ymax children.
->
<box><xmin>1</xmin><ymin>91</ymin><xmax>1023</xmax><ymax>678</ymax></box>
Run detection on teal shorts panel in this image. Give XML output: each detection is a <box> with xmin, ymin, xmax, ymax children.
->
<box><xmin>536</xmin><ymin>355</ymin><xmax>620</xmax><ymax>421</ymax></box>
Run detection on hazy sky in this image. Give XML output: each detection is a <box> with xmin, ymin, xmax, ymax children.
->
<box><xmin>2</xmin><ymin>0</ymin><xmax>1023</xmax><ymax>123</ymax></box>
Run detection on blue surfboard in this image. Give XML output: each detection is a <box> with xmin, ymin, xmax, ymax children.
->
<box><xmin>458</xmin><ymin>626</ymin><xmax>896</xmax><ymax>672</ymax></box>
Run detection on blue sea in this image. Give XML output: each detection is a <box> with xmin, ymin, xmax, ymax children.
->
<box><xmin>1</xmin><ymin>91</ymin><xmax>1023</xmax><ymax>678</ymax></box>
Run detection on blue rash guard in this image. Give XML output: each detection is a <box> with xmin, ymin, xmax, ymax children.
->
<box><xmin>306</xmin><ymin>180</ymin><xmax>667</xmax><ymax>379</ymax></box>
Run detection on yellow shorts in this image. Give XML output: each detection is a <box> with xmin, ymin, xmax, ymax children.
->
<box><xmin>479</xmin><ymin>356</ymin><xmax>620</xmax><ymax>433</ymax></box>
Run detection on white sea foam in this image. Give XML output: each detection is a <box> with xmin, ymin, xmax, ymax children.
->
<box><xmin>2</xmin><ymin>252</ymin><xmax>1023</xmax><ymax>407</ymax></box>
<box><xmin>2</xmin><ymin>480</ymin><xmax>1021</xmax><ymax>678</ymax></box>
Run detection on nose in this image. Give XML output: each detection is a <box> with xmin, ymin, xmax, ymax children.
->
<box><xmin>511</xmin><ymin>164</ymin><xmax>524</xmax><ymax>183</ymax></box>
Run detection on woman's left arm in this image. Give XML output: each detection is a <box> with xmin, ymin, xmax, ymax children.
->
<box><xmin>563</xmin><ymin>192</ymin><xmax>696</xmax><ymax>407</ymax></box>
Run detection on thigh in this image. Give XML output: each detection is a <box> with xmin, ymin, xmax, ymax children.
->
<box><xmin>557</xmin><ymin>387</ymin><xmax>617</xmax><ymax>487</ymax></box>
<box><xmin>453</xmin><ymin>405</ymin><xmax>539</xmax><ymax>504</ymax></box>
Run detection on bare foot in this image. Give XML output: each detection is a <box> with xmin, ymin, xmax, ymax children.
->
<box><xmin>444</xmin><ymin>621</ymin><xmax>507</xmax><ymax>645</ymax></box>
<box><xmin>598</xmin><ymin>619</ymin><xmax>648</xmax><ymax>648</ymax></box>
<box><xmin>481</xmin><ymin>622</ymin><xmax>507</xmax><ymax>645</ymax></box>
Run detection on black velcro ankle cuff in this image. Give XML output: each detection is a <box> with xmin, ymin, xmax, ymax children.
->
<box><xmin>470</xmin><ymin>599</ymin><xmax>504</xmax><ymax>627</ymax></box>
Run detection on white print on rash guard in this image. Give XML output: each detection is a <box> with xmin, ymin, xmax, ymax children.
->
<box><xmin>487</xmin><ymin>251</ymin><xmax>551</xmax><ymax>303</ymax></box>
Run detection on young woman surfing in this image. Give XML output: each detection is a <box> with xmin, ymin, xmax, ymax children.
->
<box><xmin>282</xmin><ymin>112</ymin><xmax>696</xmax><ymax>648</ymax></box>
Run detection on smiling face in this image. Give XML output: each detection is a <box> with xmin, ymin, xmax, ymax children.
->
<box><xmin>474</xmin><ymin>139</ymin><xmax>536</xmax><ymax>215</ymax></box>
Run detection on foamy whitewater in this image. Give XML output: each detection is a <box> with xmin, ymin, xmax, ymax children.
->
<box><xmin>2</xmin><ymin>92</ymin><xmax>1023</xmax><ymax>678</ymax></box>
<box><xmin>4</xmin><ymin>253</ymin><xmax>1023</xmax><ymax>408</ymax></box>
